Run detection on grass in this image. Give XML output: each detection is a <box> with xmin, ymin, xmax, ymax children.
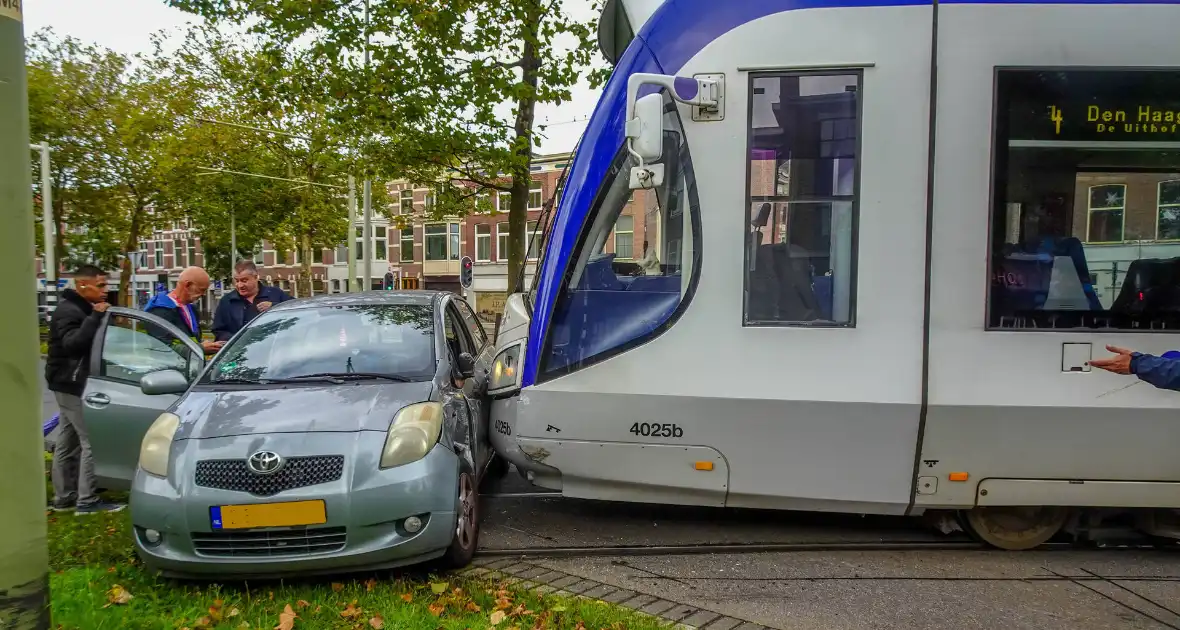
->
<box><xmin>46</xmin><ymin>480</ymin><xmax>663</xmax><ymax>629</ymax></box>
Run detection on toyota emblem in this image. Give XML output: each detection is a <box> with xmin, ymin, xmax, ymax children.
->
<box><xmin>247</xmin><ymin>451</ymin><xmax>284</xmax><ymax>475</ymax></box>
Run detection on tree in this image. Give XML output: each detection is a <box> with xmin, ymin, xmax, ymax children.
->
<box><xmin>167</xmin><ymin>0</ymin><xmax>605</xmax><ymax>291</ymax></box>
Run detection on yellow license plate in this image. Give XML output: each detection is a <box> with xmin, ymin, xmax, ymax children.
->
<box><xmin>210</xmin><ymin>500</ymin><xmax>327</xmax><ymax>530</ymax></box>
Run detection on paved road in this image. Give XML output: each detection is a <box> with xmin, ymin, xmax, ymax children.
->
<box><xmin>494</xmin><ymin>549</ymin><xmax>1180</xmax><ymax>630</ymax></box>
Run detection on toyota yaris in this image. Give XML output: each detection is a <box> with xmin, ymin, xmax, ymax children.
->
<box><xmin>82</xmin><ymin>291</ymin><xmax>499</xmax><ymax>578</ymax></box>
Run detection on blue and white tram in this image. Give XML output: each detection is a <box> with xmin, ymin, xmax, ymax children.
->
<box><xmin>486</xmin><ymin>0</ymin><xmax>1180</xmax><ymax>549</ymax></box>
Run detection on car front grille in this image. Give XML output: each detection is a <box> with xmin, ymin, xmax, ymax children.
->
<box><xmin>194</xmin><ymin>456</ymin><xmax>345</xmax><ymax>496</ymax></box>
<box><xmin>191</xmin><ymin>527</ymin><xmax>347</xmax><ymax>557</ymax></box>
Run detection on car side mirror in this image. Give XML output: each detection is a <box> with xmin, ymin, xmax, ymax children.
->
<box><xmin>456</xmin><ymin>352</ymin><xmax>476</xmax><ymax>379</ymax></box>
<box><xmin>140</xmin><ymin>369</ymin><xmax>190</xmax><ymax>396</ymax></box>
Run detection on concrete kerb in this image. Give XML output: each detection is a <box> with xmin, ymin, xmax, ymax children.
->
<box><xmin>460</xmin><ymin>557</ymin><xmax>764</xmax><ymax>630</ymax></box>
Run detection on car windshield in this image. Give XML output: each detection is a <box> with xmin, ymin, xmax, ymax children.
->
<box><xmin>203</xmin><ymin>304</ymin><xmax>436</xmax><ymax>385</ymax></box>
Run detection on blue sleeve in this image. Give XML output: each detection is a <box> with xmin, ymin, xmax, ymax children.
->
<box><xmin>211</xmin><ymin>299</ymin><xmax>233</xmax><ymax>342</ymax></box>
<box><xmin>1131</xmin><ymin>353</ymin><xmax>1180</xmax><ymax>391</ymax></box>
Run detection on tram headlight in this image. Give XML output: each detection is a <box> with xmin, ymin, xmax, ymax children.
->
<box><xmin>488</xmin><ymin>343</ymin><xmax>524</xmax><ymax>394</ymax></box>
<box><xmin>380</xmin><ymin>402</ymin><xmax>443</xmax><ymax>469</ymax></box>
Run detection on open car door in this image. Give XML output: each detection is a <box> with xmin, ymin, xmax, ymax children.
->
<box><xmin>83</xmin><ymin>306</ymin><xmax>205</xmax><ymax>489</ymax></box>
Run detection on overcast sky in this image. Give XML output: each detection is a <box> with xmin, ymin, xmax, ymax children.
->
<box><xmin>24</xmin><ymin>0</ymin><xmax>603</xmax><ymax>155</ymax></box>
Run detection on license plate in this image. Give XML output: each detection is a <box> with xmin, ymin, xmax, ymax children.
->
<box><xmin>210</xmin><ymin>500</ymin><xmax>327</xmax><ymax>530</ymax></box>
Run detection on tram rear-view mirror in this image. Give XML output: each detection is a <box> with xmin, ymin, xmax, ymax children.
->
<box><xmin>627</xmin><ymin>93</ymin><xmax>664</xmax><ymax>163</ymax></box>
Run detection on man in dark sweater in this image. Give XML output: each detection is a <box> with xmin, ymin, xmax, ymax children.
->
<box><xmin>45</xmin><ymin>265</ymin><xmax>123</xmax><ymax>514</ymax></box>
<box><xmin>212</xmin><ymin>260</ymin><xmax>292</xmax><ymax>342</ymax></box>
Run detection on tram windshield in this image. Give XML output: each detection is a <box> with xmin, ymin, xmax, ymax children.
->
<box><xmin>989</xmin><ymin>68</ymin><xmax>1180</xmax><ymax>331</ymax></box>
<box><xmin>539</xmin><ymin>89</ymin><xmax>699</xmax><ymax>378</ymax></box>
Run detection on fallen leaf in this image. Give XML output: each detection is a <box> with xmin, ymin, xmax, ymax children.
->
<box><xmin>364</xmin><ymin>578</ymin><xmax>378</xmax><ymax>592</ymax></box>
<box><xmin>274</xmin><ymin>604</ymin><xmax>297</xmax><ymax>630</ymax></box>
<box><xmin>368</xmin><ymin>615</ymin><xmax>385</xmax><ymax>629</ymax></box>
<box><xmin>465</xmin><ymin>602</ymin><xmax>482</xmax><ymax>613</ymax></box>
<box><xmin>573</xmin><ymin>622</ymin><xmax>586</xmax><ymax>630</ymax></box>
<box><xmin>551</xmin><ymin>605</ymin><xmax>568</xmax><ymax>613</ymax></box>
<box><xmin>104</xmin><ymin>585</ymin><xmax>133</xmax><ymax>607</ymax></box>
<box><xmin>430</xmin><ymin>582</ymin><xmax>448</xmax><ymax>595</ymax></box>
<box><xmin>228</xmin><ymin>607</ymin><xmax>241</xmax><ymax>618</ymax></box>
<box><xmin>194</xmin><ymin>616</ymin><xmax>213</xmax><ymax>629</ymax></box>
<box><xmin>400</xmin><ymin>593</ymin><xmax>413</xmax><ymax>603</ymax></box>
<box><xmin>331</xmin><ymin>582</ymin><xmax>345</xmax><ymax>593</ymax></box>
<box><xmin>490</xmin><ymin>610</ymin><xmax>507</xmax><ymax>626</ymax></box>
<box><xmin>340</xmin><ymin>601</ymin><xmax>363</xmax><ymax>620</ymax></box>
<box><xmin>209</xmin><ymin>599</ymin><xmax>225</xmax><ymax>622</ymax></box>
<box><xmin>428</xmin><ymin>602</ymin><xmax>446</xmax><ymax>617</ymax></box>
<box><xmin>296</xmin><ymin>600</ymin><xmax>311</xmax><ymax>610</ymax></box>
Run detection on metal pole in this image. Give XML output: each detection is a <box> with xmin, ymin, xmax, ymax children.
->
<box><xmin>347</xmin><ymin>175</ymin><xmax>357</xmax><ymax>291</ymax></box>
<box><xmin>230</xmin><ymin>208</ymin><xmax>236</xmax><ymax>267</ymax></box>
<box><xmin>363</xmin><ymin>179</ymin><xmax>372</xmax><ymax>291</ymax></box>
<box><xmin>1</xmin><ymin>2</ymin><xmax>51</xmax><ymax>626</ymax></box>
<box><xmin>38</xmin><ymin>142</ymin><xmax>53</xmax><ymax>306</ymax></box>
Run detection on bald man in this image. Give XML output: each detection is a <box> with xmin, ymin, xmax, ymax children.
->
<box><xmin>145</xmin><ymin>266</ymin><xmax>222</xmax><ymax>355</ymax></box>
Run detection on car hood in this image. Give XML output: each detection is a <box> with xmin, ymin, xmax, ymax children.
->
<box><xmin>173</xmin><ymin>382</ymin><xmax>436</xmax><ymax>440</ymax></box>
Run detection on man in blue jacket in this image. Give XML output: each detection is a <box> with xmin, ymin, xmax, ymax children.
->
<box><xmin>1091</xmin><ymin>345</ymin><xmax>1180</xmax><ymax>390</ymax></box>
<box><xmin>212</xmin><ymin>260</ymin><xmax>292</xmax><ymax>342</ymax></box>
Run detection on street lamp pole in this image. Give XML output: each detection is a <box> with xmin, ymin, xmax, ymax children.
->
<box><xmin>1</xmin><ymin>2</ymin><xmax>52</xmax><ymax>627</ymax></box>
<box><xmin>348</xmin><ymin>175</ymin><xmax>357</xmax><ymax>291</ymax></box>
<box><xmin>361</xmin><ymin>0</ymin><xmax>373</xmax><ymax>292</ymax></box>
<box><xmin>30</xmin><ymin>141</ymin><xmax>53</xmax><ymax>307</ymax></box>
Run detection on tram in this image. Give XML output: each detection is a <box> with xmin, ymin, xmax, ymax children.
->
<box><xmin>485</xmin><ymin>0</ymin><xmax>1180</xmax><ymax>550</ymax></box>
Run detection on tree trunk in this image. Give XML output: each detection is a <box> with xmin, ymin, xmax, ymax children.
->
<box><xmin>118</xmin><ymin>206</ymin><xmax>144</xmax><ymax>307</ymax></box>
<box><xmin>299</xmin><ymin>234</ymin><xmax>313</xmax><ymax>297</ymax></box>
<box><xmin>0</xmin><ymin>10</ymin><xmax>51</xmax><ymax>623</ymax></box>
<box><xmin>508</xmin><ymin>9</ymin><xmax>540</xmax><ymax>294</ymax></box>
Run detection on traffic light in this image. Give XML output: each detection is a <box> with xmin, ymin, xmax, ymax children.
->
<box><xmin>383</xmin><ymin>272</ymin><xmax>395</xmax><ymax>290</ymax></box>
<box><xmin>460</xmin><ymin>256</ymin><xmax>473</xmax><ymax>289</ymax></box>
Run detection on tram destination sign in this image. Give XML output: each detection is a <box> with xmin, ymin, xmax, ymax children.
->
<box><xmin>999</xmin><ymin>69</ymin><xmax>1180</xmax><ymax>143</ymax></box>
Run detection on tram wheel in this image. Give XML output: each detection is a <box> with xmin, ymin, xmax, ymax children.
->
<box><xmin>963</xmin><ymin>506</ymin><xmax>1069</xmax><ymax>551</ymax></box>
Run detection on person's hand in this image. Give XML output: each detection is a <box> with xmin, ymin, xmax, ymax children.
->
<box><xmin>1089</xmin><ymin>345</ymin><xmax>1135</xmax><ymax>375</ymax></box>
<box><xmin>256</xmin><ymin>301</ymin><xmax>273</xmax><ymax>313</ymax></box>
<box><xmin>201</xmin><ymin>340</ymin><xmax>225</xmax><ymax>355</ymax></box>
<box><xmin>93</xmin><ymin>301</ymin><xmax>110</xmax><ymax>314</ymax></box>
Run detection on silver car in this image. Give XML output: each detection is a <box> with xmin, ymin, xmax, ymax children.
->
<box><xmin>81</xmin><ymin>291</ymin><xmax>497</xmax><ymax>577</ymax></box>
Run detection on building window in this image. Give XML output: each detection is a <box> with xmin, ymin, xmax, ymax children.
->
<box><xmin>987</xmin><ymin>68</ymin><xmax>1180</xmax><ymax>330</ymax></box>
<box><xmin>355</xmin><ymin>226</ymin><xmax>364</xmax><ymax>261</ymax></box>
<box><xmin>253</xmin><ymin>247</ymin><xmax>264</xmax><ymax>265</ymax></box>
<box><xmin>1158</xmin><ymin>180</ymin><xmax>1180</xmax><ymax>240</ymax></box>
<box><xmin>154</xmin><ymin>240</ymin><xmax>164</xmax><ymax>269</ymax></box>
<box><xmin>1086</xmin><ymin>184</ymin><xmax>1126</xmax><ymax>243</ymax></box>
<box><xmin>496</xmin><ymin>222</ymin><xmax>508</xmax><ymax>261</ymax></box>
<box><xmin>186</xmin><ymin>238</ymin><xmax>196</xmax><ymax>267</ymax></box>
<box><xmin>425</xmin><ymin>224</ymin><xmax>448</xmax><ymax>261</ymax></box>
<box><xmin>476</xmin><ymin>224</ymin><xmax>492</xmax><ymax>262</ymax></box>
<box><xmin>529</xmin><ymin>182</ymin><xmax>544</xmax><ymax>209</ymax></box>
<box><xmin>400</xmin><ymin>228</ymin><xmax>415</xmax><ymax>262</ymax></box>
<box><xmin>332</xmin><ymin>279</ymin><xmax>340</xmax><ymax>293</ymax></box>
<box><xmin>174</xmin><ymin>238</ymin><xmax>186</xmax><ymax>268</ymax></box>
<box><xmin>744</xmin><ymin>71</ymin><xmax>859</xmax><ymax>327</ymax></box>
<box><xmin>526</xmin><ymin>221</ymin><xmax>541</xmax><ymax>260</ymax></box>
<box><xmin>497</xmin><ymin>191</ymin><xmax>511</xmax><ymax>214</ymax></box>
<box><xmin>449</xmin><ymin>223</ymin><xmax>460</xmax><ymax>260</ymax></box>
<box><xmin>138</xmin><ymin>242</ymin><xmax>148</xmax><ymax>269</ymax></box>
<box><xmin>335</xmin><ymin>243</ymin><xmax>348</xmax><ymax>262</ymax></box>
<box><xmin>539</xmin><ymin>89</ymin><xmax>700</xmax><ymax>380</ymax></box>
<box><xmin>613</xmin><ymin>215</ymin><xmax>634</xmax><ymax>260</ymax></box>
<box><xmin>400</xmin><ymin>189</ymin><xmax>414</xmax><ymax>215</ymax></box>
<box><xmin>313</xmin><ymin>248</ymin><xmax>324</xmax><ymax>264</ymax></box>
<box><xmin>374</xmin><ymin>226</ymin><xmax>388</xmax><ymax>261</ymax></box>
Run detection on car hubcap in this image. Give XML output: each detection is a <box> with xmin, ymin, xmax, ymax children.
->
<box><xmin>456</xmin><ymin>473</ymin><xmax>476</xmax><ymax>549</ymax></box>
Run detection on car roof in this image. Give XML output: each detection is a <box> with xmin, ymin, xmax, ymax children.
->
<box><xmin>266</xmin><ymin>290</ymin><xmax>449</xmax><ymax>313</ymax></box>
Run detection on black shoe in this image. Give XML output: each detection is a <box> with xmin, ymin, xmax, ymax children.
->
<box><xmin>48</xmin><ymin>500</ymin><xmax>76</xmax><ymax>512</ymax></box>
<box><xmin>75</xmin><ymin>501</ymin><xmax>126</xmax><ymax>515</ymax></box>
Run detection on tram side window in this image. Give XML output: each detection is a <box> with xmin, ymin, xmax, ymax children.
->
<box><xmin>540</xmin><ymin>90</ymin><xmax>701</xmax><ymax>378</ymax></box>
<box><xmin>989</xmin><ymin>69</ymin><xmax>1180</xmax><ymax>331</ymax></box>
<box><xmin>744</xmin><ymin>71</ymin><xmax>860</xmax><ymax>327</ymax></box>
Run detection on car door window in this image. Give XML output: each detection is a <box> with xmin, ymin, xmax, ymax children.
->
<box><xmin>444</xmin><ymin>307</ymin><xmax>474</xmax><ymax>360</ymax></box>
<box><xmin>455</xmin><ymin>300</ymin><xmax>488</xmax><ymax>350</ymax></box>
<box><xmin>100</xmin><ymin>315</ymin><xmax>199</xmax><ymax>384</ymax></box>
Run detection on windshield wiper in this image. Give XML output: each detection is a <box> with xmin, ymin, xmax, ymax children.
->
<box><xmin>212</xmin><ymin>377</ymin><xmax>264</xmax><ymax>385</ymax></box>
<box><xmin>279</xmin><ymin>372</ymin><xmax>416</xmax><ymax>383</ymax></box>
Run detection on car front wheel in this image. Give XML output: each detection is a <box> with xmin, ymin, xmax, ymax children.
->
<box><xmin>440</xmin><ymin>462</ymin><xmax>480</xmax><ymax>568</ymax></box>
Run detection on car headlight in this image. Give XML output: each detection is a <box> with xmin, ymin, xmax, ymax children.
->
<box><xmin>139</xmin><ymin>412</ymin><xmax>180</xmax><ymax>478</ymax></box>
<box><xmin>488</xmin><ymin>343</ymin><xmax>524</xmax><ymax>393</ymax></box>
<box><xmin>380</xmin><ymin>402</ymin><xmax>444</xmax><ymax>469</ymax></box>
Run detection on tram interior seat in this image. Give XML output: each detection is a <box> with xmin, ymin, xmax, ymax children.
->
<box><xmin>1111</xmin><ymin>257</ymin><xmax>1180</xmax><ymax>317</ymax></box>
<box><xmin>547</xmin><ymin>251</ymin><xmax>681</xmax><ymax>373</ymax></box>
<box><xmin>747</xmin><ymin>242</ymin><xmax>822</xmax><ymax>322</ymax></box>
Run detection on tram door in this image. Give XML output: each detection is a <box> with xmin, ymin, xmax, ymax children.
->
<box><xmin>919</xmin><ymin>2</ymin><xmax>1180</xmax><ymax>511</ymax></box>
